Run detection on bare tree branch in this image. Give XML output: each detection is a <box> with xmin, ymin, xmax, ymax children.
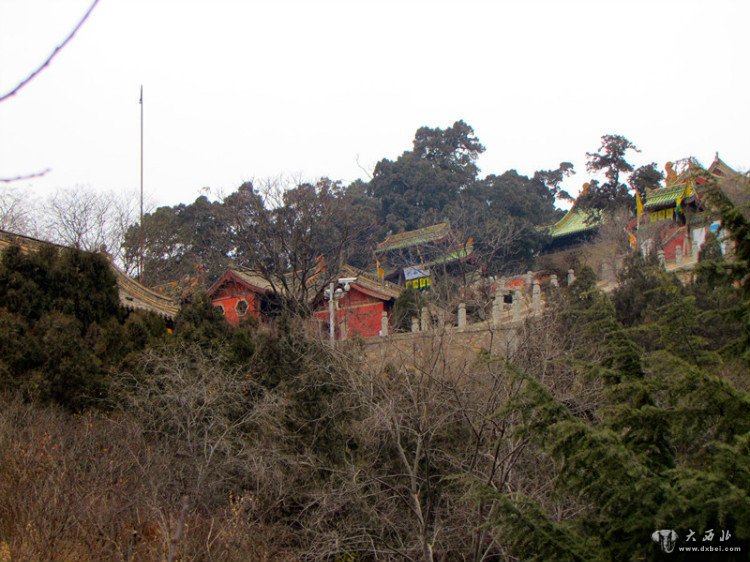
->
<box><xmin>0</xmin><ymin>168</ymin><xmax>51</xmax><ymax>183</ymax></box>
<box><xmin>0</xmin><ymin>0</ymin><xmax>101</xmax><ymax>103</ymax></box>
<box><xmin>0</xmin><ymin>187</ymin><xmax>36</xmax><ymax>234</ymax></box>
<box><xmin>355</xmin><ymin>154</ymin><xmax>374</xmax><ymax>180</ymax></box>
<box><xmin>166</xmin><ymin>495</ymin><xmax>189</xmax><ymax>562</ymax></box>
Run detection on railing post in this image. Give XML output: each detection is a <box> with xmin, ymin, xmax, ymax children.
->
<box><xmin>457</xmin><ymin>303</ymin><xmax>466</xmax><ymax>331</ymax></box>
<box><xmin>492</xmin><ymin>293</ymin><xmax>502</xmax><ymax>326</ymax></box>
<box><xmin>421</xmin><ymin>306</ymin><xmax>430</xmax><ymax>331</ymax></box>
<box><xmin>532</xmin><ymin>279</ymin><xmax>541</xmax><ymax>314</ymax></box>
<box><xmin>512</xmin><ymin>289</ymin><xmax>522</xmax><ymax>321</ymax></box>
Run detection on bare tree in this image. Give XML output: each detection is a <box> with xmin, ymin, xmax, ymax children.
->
<box><xmin>40</xmin><ymin>186</ymin><xmax>146</xmax><ymax>272</ymax></box>
<box><xmin>283</xmin><ymin>331</ymin><xmax>551</xmax><ymax>562</ymax></box>
<box><xmin>223</xmin><ymin>176</ymin><xmax>378</xmax><ymax>315</ymax></box>
<box><xmin>0</xmin><ymin>187</ymin><xmax>37</xmax><ymax>235</ymax></box>
<box><xmin>113</xmin><ymin>344</ymin><xmax>256</xmax><ymax>510</ymax></box>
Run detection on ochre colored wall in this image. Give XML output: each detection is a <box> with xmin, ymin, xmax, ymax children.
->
<box><xmin>211</xmin><ymin>281</ymin><xmax>261</xmax><ymax>326</ymax></box>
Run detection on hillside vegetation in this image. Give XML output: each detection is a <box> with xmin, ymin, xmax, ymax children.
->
<box><xmin>0</xmin><ymin>126</ymin><xmax>749</xmax><ymax>560</ymax></box>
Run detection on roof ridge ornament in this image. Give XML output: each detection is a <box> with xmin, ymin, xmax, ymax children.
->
<box><xmin>665</xmin><ymin>161</ymin><xmax>678</xmax><ymax>186</ymax></box>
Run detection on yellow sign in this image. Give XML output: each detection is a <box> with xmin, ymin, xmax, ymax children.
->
<box><xmin>406</xmin><ymin>277</ymin><xmax>432</xmax><ymax>290</ymax></box>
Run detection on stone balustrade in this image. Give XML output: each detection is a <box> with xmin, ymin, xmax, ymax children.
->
<box><xmin>382</xmin><ymin>269</ymin><xmax>574</xmax><ymax>339</ymax></box>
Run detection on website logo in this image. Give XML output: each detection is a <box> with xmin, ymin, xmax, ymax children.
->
<box><xmin>652</xmin><ymin>529</ymin><xmax>678</xmax><ymax>554</ymax></box>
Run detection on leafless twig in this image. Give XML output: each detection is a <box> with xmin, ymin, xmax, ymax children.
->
<box><xmin>355</xmin><ymin>154</ymin><xmax>374</xmax><ymax>180</ymax></box>
<box><xmin>166</xmin><ymin>495</ymin><xmax>189</xmax><ymax>562</ymax></box>
<box><xmin>0</xmin><ymin>0</ymin><xmax>101</xmax><ymax>103</ymax></box>
<box><xmin>0</xmin><ymin>168</ymin><xmax>51</xmax><ymax>183</ymax></box>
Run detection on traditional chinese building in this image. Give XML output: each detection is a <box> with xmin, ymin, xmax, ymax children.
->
<box><xmin>542</xmin><ymin>207</ymin><xmax>603</xmax><ymax>253</ymax></box>
<box><xmin>206</xmin><ymin>267</ymin><xmax>276</xmax><ymax>325</ymax></box>
<box><xmin>208</xmin><ymin>263</ymin><xmax>401</xmax><ymax>339</ymax></box>
<box><xmin>536</xmin><ymin>187</ymin><xmax>608</xmax><ymax>275</ymax></box>
<box><xmin>311</xmin><ymin>266</ymin><xmax>401</xmax><ymax>340</ymax></box>
<box><xmin>635</xmin><ymin>156</ymin><xmax>737</xmax><ymax>261</ymax></box>
<box><xmin>374</xmin><ymin>222</ymin><xmax>474</xmax><ymax>289</ymax></box>
<box><xmin>708</xmin><ymin>155</ymin><xmax>749</xmax><ymax>221</ymax></box>
<box><xmin>0</xmin><ymin>229</ymin><xmax>179</xmax><ymax>321</ymax></box>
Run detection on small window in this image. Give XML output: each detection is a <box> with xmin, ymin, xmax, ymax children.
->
<box><xmin>215</xmin><ymin>304</ymin><xmax>225</xmax><ymax>316</ymax></box>
<box><xmin>235</xmin><ymin>299</ymin><xmax>249</xmax><ymax>316</ymax></box>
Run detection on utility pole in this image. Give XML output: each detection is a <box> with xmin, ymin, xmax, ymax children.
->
<box><xmin>139</xmin><ymin>85</ymin><xmax>144</xmax><ymax>283</ymax></box>
<box><xmin>328</xmin><ymin>282</ymin><xmax>335</xmax><ymax>345</ymax></box>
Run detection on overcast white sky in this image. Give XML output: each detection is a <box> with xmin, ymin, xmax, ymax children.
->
<box><xmin>1</xmin><ymin>0</ymin><xmax>747</xmax><ymax>208</ymax></box>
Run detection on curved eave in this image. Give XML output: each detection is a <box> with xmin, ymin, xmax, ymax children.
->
<box><xmin>339</xmin><ymin>264</ymin><xmax>402</xmax><ymax>300</ymax></box>
<box><xmin>114</xmin><ymin>268</ymin><xmax>180</xmax><ymax>320</ymax></box>
<box><xmin>352</xmin><ymin>283</ymin><xmax>399</xmax><ymax>301</ymax></box>
<box><xmin>375</xmin><ymin>223</ymin><xmax>451</xmax><ymax>254</ymax></box>
<box><xmin>643</xmin><ymin>184</ymin><xmax>690</xmax><ymax>212</ymax></box>
<box><xmin>0</xmin><ymin>229</ymin><xmax>180</xmax><ymax>320</ymax></box>
<box><xmin>544</xmin><ymin>209</ymin><xmax>602</xmax><ymax>239</ymax></box>
<box><xmin>207</xmin><ymin>269</ymin><xmax>274</xmax><ymax>298</ymax></box>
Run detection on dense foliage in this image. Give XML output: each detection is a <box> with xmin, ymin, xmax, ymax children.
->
<box><xmin>123</xmin><ymin>121</ymin><xmax>580</xmax><ymax>286</ymax></box>
<box><xmin>1</xmin><ymin>127</ymin><xmax>748</xmax><ymax>560</ymax></box>
<box><xmin>0</xmin><ymin>245</ymin><xmax>166</xmax><ymax>410</ymax></box>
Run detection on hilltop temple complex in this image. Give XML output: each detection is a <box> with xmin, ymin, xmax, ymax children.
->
<box><xmin>0</xmin><ymin>155</ymin><xmax>744</xmax><ymax>344</ymax></box>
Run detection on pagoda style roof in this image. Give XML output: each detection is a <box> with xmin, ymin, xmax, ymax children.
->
<box><xmin>114</xmin><ymin>268</ymin><xmax>180</xmax><ymax>319</ymax></box>
<box><xmin>207</xmin><ymin>267</ymin><xmax>286</xmax><ymax>301</ymax></box>
<box><xmin>0</xmin><ymin>229</ymin><xmax>179</xmax><ymax>319</ymax></box>
<box><xmin>708</xmin><ymin>155</ymin><xmax>736</xmax><ymax>178</ymax></box>
<box><xmin>210</xmin><ymin>263</ymin><xmax>402</xmax><ymax>304</ymax></box>
<box><xmin>546</xmin><ymin>208</ymin><xmax>602</xmax><ymax>239</ymax></box>
<box><xmin>423</xmin><ymin>238</ymin><xmax>474</xmax><ymax>267</ymax></box>
<box><xmin>642</xmin><ymin>154</ymin><xmax>740</xmax><ymax>213</ymax></box>
<box><xmin>643</xmin><ymin>183</ymin><xmax>688</xmax><ymax>211</ymax></box>
<box><xmin>233</xmin><ymin>269</ymin><xmax>275</xmax><ymax>291</ymax></box>
<box><xmin>338</xmin><ymin>264</ymin><xmax>402</xmax><ymax>300</ymax></box>
<box><xmin>376</xmin><ymin>223</ymin><xmax>451</xmax><ymax>254</ymax></box>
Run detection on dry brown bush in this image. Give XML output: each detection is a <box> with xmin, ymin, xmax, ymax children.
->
<box><xmin>0</xmin><ymin>394</ymin><xmax>283</xmax><ymax>561</ymax></box>
<box><xmin>0</xmin><ymin>310</ymin><xmax>604</xmax><ymax>562</ymax></box>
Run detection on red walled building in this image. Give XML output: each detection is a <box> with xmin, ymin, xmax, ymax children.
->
<box><xmin>312</xmin><ymin>272</ymin><xmax>400</xmax><ymax>340</ymax></box>
<box><xmin>207</xmin><ymin>268</ymin><xmax>273</xmax><ymax>326</ymax></box>
<box><xmin>208</xmin><ymin>265</ymin><xmax>402</xmax><ymax>339</ymax></box>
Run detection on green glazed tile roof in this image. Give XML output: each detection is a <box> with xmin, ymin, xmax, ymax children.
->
<box><xmin>424</xmin><ymin>239</ymin><xmax>474</xmax><ymax>267</ymax></box>
<box><xmin>376</xmin><ymin>223</ymin><xmax>451</xmax><ymax>253</ymax></box>
<box><xmin>369</xmin><ymin>240</ymin><xmax>473</xmax><ymax>278</ymax></box>
<box><xmin>547</xmin><ymin>208</ymin><xmax>602</xmax><ymax>239</ymax></box>
<box><xmin>643</xmin><ymin>183</ymin><xmax>687</xmax><ymax>211</ymax></box>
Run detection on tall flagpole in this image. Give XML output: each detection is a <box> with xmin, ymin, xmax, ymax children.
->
<box><xmin>139</xmin><ymin>85</ymin><xmax>144</xmax><ymax>283</ymax></box>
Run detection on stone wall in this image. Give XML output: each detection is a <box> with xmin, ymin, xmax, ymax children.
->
<box><xmin>360</xmin><ymin>271</ymin><xmax>564</xmax><ymax>365</ymax></box>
